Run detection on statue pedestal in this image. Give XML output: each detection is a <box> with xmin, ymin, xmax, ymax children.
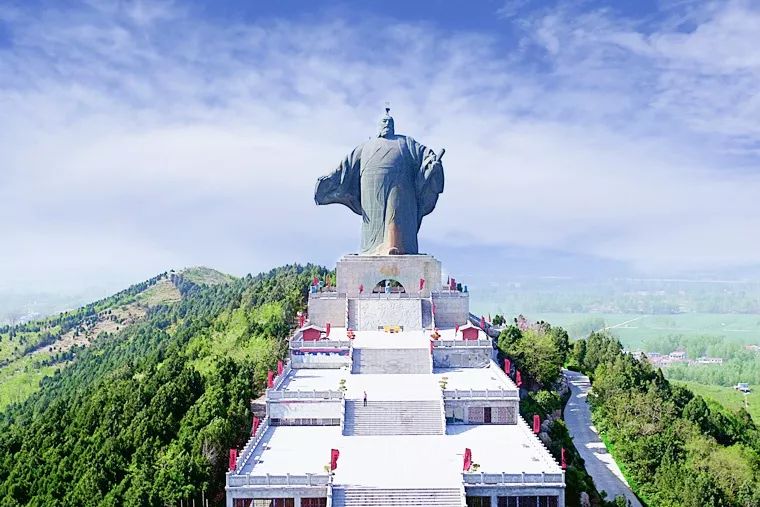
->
<box><xmin>336</xmin><ymin>254</ymin><xmax>442</xmax><ymax>297</ymax></box>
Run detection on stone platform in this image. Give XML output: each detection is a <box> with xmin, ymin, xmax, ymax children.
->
<box><xmin>336</xmin><ymin>254</ymin><xmax>441</xmax><ymax>297</ymax></box>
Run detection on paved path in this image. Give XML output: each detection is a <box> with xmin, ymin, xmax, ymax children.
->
<box><xmin>563</xmin><ymin>370</ymin><xmax>643</xmax><ymax>507</ymax></box>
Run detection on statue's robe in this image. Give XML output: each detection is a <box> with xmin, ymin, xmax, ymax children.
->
<box><xmin>315</xmin><ymin>134</ymin><xmax>444</xmax><ymax>255</ymax></box>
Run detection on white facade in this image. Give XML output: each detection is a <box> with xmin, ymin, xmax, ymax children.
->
<box><xmin>226</xmin><ymin>255</ymin><xmax>565</xmax><ymax>507</ymax></box>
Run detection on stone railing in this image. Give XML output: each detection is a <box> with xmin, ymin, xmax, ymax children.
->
<box><xmin>228</xmin><ymin>473</ymin><xmax>331</xmax><ymax>487</ymax></box>
<box><xmin>353</xmin><ymin>292</ymin><xmax>420</xmax><ymax>299</ymax></box>
<box><xmin>443</xmin><ymin>389</ymin><xmax>519</xmax><ymax>400</ymax></box>
<box><xmin>432</xmin><ymin>290</ymin><xmax>469</xmax><ymax>298</ymax></box>
<box><xmin>234</xmin><ymin>416</ymin><xmax>271</xmax><ymax>474</ymax></box>
<box><xmin>290</xmin><ymin>340</ymin><xmax>351</xmax><ymax>350</ymax></box>
<box><xmin>462</xmin><ymin>471</ymin><xmax>564</xmax><ymax>486</ymax></box>
<box><xmin>432</xmin><ymin>339</ymin><xmax>492</xmax><ymax>348</ymax></box>
<box><xmin>267</xmin><ymin>390</ymin><xmax>343</xmax><ymax>400</ymax></box>
<box><xmin>308</xmin><ymin>290</ymin><xmax>345</xmax><ymax>299</ymax></box>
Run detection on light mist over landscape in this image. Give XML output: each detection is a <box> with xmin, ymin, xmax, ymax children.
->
<box><xmin>3</xmin><ymin>0</ymin><xmax>760</xmax><ymax>312</ymax></box>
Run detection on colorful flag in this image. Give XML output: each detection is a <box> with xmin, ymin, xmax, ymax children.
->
<box><xmin>252</xmin><ymin>416</ymin><xmax>260</xmax><ymax>436</ymax></box>
<box><xmin>330</xmin><ymin>448</ymin><xmax>340</xmax><ymax>470</ymax></box>
<box><xmin>229</xmin><ymin>449</ymin><xmax>238</xmax><ymax>471</ymax></box>
<box><xmin>463</xmin><ymin>448</ymin><xmax>472</xmax><ymax>471</ymax></box>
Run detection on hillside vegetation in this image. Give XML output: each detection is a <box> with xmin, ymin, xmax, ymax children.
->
<box><xmin>571</xmin><ymin>333</ymin><xmax>760</xmax><ymax>506</ymax></box>
<box><xmin>0</xmin><ymin>264</ymin><xmax>327</xmax><ymax>506</ymax></box>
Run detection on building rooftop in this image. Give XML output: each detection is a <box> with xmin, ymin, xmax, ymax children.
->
<box><xmin>434</xmin><ymin>364</ymin><xmax>518</xmax><ymax>393</ymax></box>
<box><xmin>238</xmin><ymin>422</ymin><xmax>561</xmax><ymax>486</ymax></box>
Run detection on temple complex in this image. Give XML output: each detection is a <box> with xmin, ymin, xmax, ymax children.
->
<box><xmin>225</xmin><ymin>254</ymin><xmax>566</xmax><ymax>507</ymax></box>
<box><xmin>226</xmin><ymin>111</ymin><xmax>564</xmax><ymax>506</ymax></box>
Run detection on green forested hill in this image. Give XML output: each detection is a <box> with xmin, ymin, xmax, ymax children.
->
<box><xmin>0</xmin><ymin>264</ymin><xmax>327</xmax><ymax>507</ymax></box>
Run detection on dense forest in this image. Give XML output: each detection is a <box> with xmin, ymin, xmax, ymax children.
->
<box><xmin>0</xmin><ymin>265</ymin><xmax>327</xmax><ymax>507</ymax></box>
<box><xmin>571</xmin><ymin>332</ymin><xmax>760</xmax><ymax>506</ymax></box>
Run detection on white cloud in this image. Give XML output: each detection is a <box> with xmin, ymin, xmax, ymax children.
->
<box><xmin>1</xmin><ymin>0</ymin><xmax>760</xmax><ymax>292</ymax></box>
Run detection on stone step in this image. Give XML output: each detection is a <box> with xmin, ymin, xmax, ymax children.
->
<box><xmin>332</xmin><ymin>487</ymin><xmax>463</xmax><ymax>507</ymax></box>
<box><xmin>352</xmin><ymin>347</ymin><xmax>431</xmax><ymax>374</ymax></box>
<box><xmin>343</xmin><ymin>400</ymin><xmax>444</xmax><ymax>436</ymax></box>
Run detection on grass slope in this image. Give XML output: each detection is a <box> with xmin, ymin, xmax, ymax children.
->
<box><xmin>673</xmin><ymin>380</ymin><xmax>760</xmax><ymax>422</ymax></box>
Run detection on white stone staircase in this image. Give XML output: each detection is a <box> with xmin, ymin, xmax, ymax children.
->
<box><xmin>343</xmin><ymin>399</ymin><xmax>444</xmax><ymax>435</ymax></box>
<box><xmin>331</xmin><ymin>486</ymin><xmax>464</xmax><ymax>506</ymax></box>
<box><xmin>352</xmin><ymin>347</ymin><xmax>431</xmax><ymax>374</ymax></box>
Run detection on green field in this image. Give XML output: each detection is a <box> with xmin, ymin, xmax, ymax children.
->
<box><xmin>521</xmin><ymin>312</ymin><xmax>760</xmax><ymax>348</ymax></box>
<box><xmin>673</xmin><ymin>380</ymin><xmax>759</xmax><ymax>422</ymax></box>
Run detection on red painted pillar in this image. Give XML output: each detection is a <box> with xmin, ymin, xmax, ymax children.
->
<box><xmin>277</xmin><ymin>360</ymin><xmax>284</xmax><ymax>376</ymax></box>
<box><xmin>533</xmin><ymin>414</ymin><xmax>540</xmax><ymax>434</ymax></box>
<box><xmin>229</xmin><ymin>449</ymin><xmax>238</xmax><ymax>471</ymax></box>
<box><xmin>267</xmin><ymin>370</ymin><xmax>274</xmax><ymax>389</ymax></box>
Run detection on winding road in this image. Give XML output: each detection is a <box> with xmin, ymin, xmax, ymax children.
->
<box><xmin>563</xmin><ymin>369</ymin><xmax>643</xmax><ymax>507</ymax></box>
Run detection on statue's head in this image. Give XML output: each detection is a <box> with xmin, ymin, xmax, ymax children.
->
<box><xmin>377</xmin><ymin>109</ymin><xmax>395</xmax><ymax>138</ymax></box>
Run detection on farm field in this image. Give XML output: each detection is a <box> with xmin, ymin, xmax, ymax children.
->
<box><xmin>520</xmin><ymin>312</ymin><xmax>760</xmax><ymax>349</ymax></box>
<box><xmin>673</xmin><ymin>380</ymin><xmax>759</xmax><ymax>422</ymax></box>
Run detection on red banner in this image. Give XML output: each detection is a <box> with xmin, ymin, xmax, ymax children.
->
<box><xmin>330</xmin><ymin>448</ymin><xmax>340</xmax><ymax>470</ymax></box>
<box><xmin>312</xmin><ymin>276</ymin><xmax>318</xmax><ymax>286</ymax></box>
<box><xmin>455</xmin><ymin>323</ymin><xmax>460</xmax><ymax>334</ymax></box>
<box><xmin>277</xmin><ymin>360</ymin><xmax>283</xmax><ymax>376</ymax></box>
<box><xmin>504</xmin><ymin>358</ymin><xmax>511</xmax><ymax>375</ymax></box>
<box><xmin>479</xmin><ymin>316</ymin><xmax>486</xmax><ymax>330</ymax></box>
<box><xmin>229</xmin><ymin>448</ymin><xmax>238</xmax><ymax>471</ymax></box>
<box><xmin>267</xmin><ymin>370</ymin><xmax>274</xmax><ymax>389</ymax></box>
<box><xmin>326</xmin><ymin>322</ymin><xmax>331</xmax><ymax>337</ymax></box>
<box><xmin>516</xmin><ymin>370</ymin><xmax>522</xmax><ymax>387</ymax></box>
<box><xmin>463</xmin><ymin>448</ymin><xmax>472</xmax><ymax>471</ymax></box>
<box><xmin>561</xmin><ymin>448</ymin><xmax>567</xmax><ymax>470</ymax></box>
<box><xmin>252</xmin><ymin>416</ymin><xmax>260</xmax><ymax>436</ymax></box>
<box><xmin>359</xmin><ymin>283</ymin><xmax>364</xmax><ymax>294</ymax></box>
<box><xmin>533</xmin><ymin>414</ymin><xmax>540</xmax><ymax>434</ymax></box>
<box><xmin>419</xmin><ymin>278</ymin><xmax>425</xmax><ymax>291</ymax></box>
<box><xmin>450</xmin><ymin>278</ymin><xmax>456</xmax><ymax>291</ymax></box>
<box><xmin>298</xmin><ymin>313</ymin><xmax>305</xmax><ymax>328</ymax></box>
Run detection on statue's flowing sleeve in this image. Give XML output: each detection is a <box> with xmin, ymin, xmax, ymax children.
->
<box><xmin>408</xmin><ymin>137</ymin><xmax>444</xmax><ymax>228</ymax></box>
<box><xmin>314</xmin><ymin>144</ymin><xmax>363</xmax><ymax>216</ymax></box>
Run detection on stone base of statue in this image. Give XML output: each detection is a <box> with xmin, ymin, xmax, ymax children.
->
<box><xmin>307</xmin><ymin>254</ymin><xmax>468</xmax><ymax>331</ymax></box>
<box><xmin>336</xmin><ymin>254</ymin><xmax>442</xmax><ymax>297</ymax></box>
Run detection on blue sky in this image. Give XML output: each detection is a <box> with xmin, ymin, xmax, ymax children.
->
<box><xmin>2</xmin><ymin>0</ymin><xmax>760</xmax><ymax>293</ymax></box>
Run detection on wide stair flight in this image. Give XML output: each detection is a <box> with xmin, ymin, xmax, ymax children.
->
<box><xmin>351</xmin><ymin>347</ymin><xmax>431</xmax><ymax>374</ymax></box>
<box><xmin>343</xmin><ymin>399</ymin><xmax>444</xmax><ymax>436</ymax></box>
<box><xmin>331</xmin><ymin>487</ymin><xmax>464</xmax><ymax>507</ymax></box>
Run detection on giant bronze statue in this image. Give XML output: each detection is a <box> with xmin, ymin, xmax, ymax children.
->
<box><xmin>314</xmin><ymin>108</ymin><xmax>445</xmax><ymax>255</ymax></box>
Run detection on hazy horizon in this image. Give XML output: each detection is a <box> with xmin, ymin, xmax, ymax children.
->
<box><xmin>3</xmin><ymin>0</ymin><xmax>760</xmax><ymax>295</ymax></box>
